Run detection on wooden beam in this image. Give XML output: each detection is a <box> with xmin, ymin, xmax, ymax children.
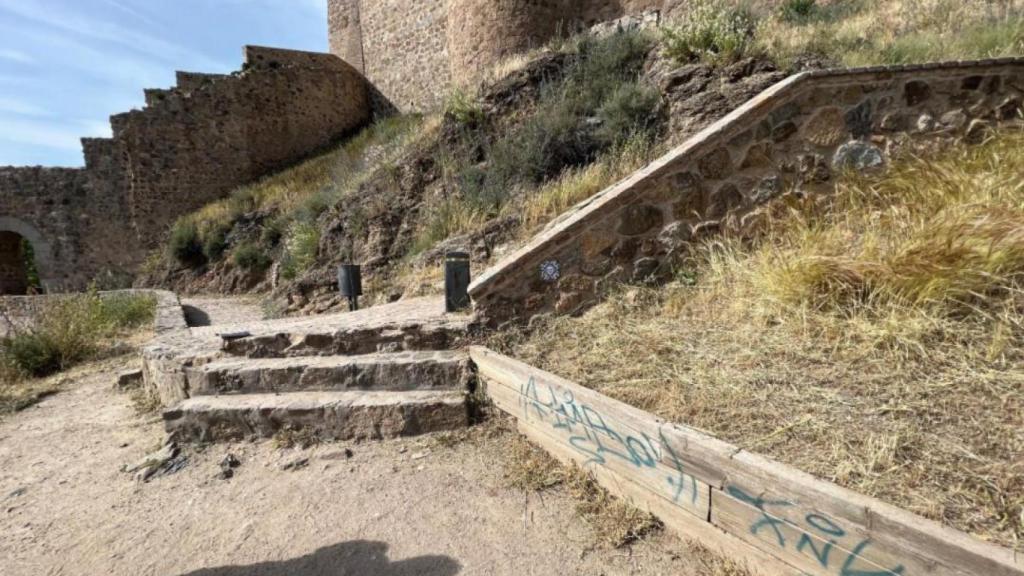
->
<box><xmin>471</xmin><ymin>346</ymin><xmax>1024</xmax><ymax>576</ymax></box>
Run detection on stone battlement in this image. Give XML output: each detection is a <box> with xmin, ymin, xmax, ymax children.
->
<box><xmin>0</xmin><ymin>46</ymin><xmax>370</xmax><ymax>293</ymax></box>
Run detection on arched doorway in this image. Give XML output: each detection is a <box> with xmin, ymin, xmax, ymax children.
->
<box><xmin>0</xmin><ymin>217</ymin><xmax>53</xmax><ymax>295</ymax></box>
<box><xmin>0</xmin><ymin>232</ymin><xmax>41</xmax><ymax>294</ymax></box>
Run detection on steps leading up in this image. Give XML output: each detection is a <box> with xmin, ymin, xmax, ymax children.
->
<box><xmin>186</xmin><ymin>351</ymin><xmax>471</xmax><ymax>396</ymax></box>
<box><xmin>164</xmin><ymin>390</ymin><xmax>468</xmax><ymax>443</ymax></box>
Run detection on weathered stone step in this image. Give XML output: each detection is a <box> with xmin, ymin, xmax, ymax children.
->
<box><xmin>185</xmin><ymin>351</ymin><xmax>471</xmax><ymax>396</ymax></box>
<box><xmin>164</xmin><ymin>390</ymin><xmax>468</xmax><ymax>443</ymax></box>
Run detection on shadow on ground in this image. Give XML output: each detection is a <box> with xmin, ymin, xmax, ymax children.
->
<box><xmin>177</xmin><ymin>540</ymin><xmax>461</xmax><ymax>576</ymax></box>
<box><xmin>182</xmin><ymin>305</ymin><xmax>211</xmax><ymax>327</ymax></box>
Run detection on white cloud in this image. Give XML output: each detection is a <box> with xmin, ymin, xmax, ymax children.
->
<box><xmin>0</xmin><ymin>97</ymin><xmax>49</xmax><ymax>117</ymax></box>
<box><xmin>0</xmin><ymin>48</ymin><xmax>32</xmax><ymax>63</ymax></box>
<box><xmin>0</xmin><ymin>0</ymin><xmax>229</xmax><ymax>72</ymax></box>
<box><xmin>0</xmin><ymin>116</ymin><xmax>88</xmax><ymax>151</ymax></box>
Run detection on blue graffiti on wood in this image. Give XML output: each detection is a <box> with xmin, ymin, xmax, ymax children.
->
<box><xmin>727</xmin><ymin>486</ymin><xmax>906</xmax><ymax>575</ymax></box>
<box><xmin>517</xmin><ymin>376</ymin><xmax>702</xmax><ymax>508</ymax></box>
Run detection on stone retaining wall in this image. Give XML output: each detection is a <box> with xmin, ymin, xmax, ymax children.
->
<box><xmin>0</xmin><ymin>289</ymin><xmax>185</xmax><ymax>339</ymax></box>
<box><xmin>469</xmin><ymin>58</ymin><xmax>1024</xmax><ymax>323</ymax></box>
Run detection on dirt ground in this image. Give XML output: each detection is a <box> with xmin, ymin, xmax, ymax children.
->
<box><xmin>0</xmin><ymin>354</ymin><xmax>716</xmax><ymax>576</ymax></box>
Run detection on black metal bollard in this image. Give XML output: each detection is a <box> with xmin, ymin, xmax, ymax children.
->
<box><xmin>445</xmin><ymin>251</ymin><xmax>471</xmax><ymax>313</ymax></box>
<box><xmin>337</xmin><ymin>264</ymin><xmax>363</xmax><ymax>312</ymax></box>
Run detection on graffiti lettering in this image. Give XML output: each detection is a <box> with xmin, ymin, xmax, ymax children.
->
<box><xmin>727</xmin><ymin>485</ymin><xmax>905</xmax><ymax>575</ymax></box>
<box><xmin>518</xmin><ymin>376</ymin><xmax>702</xmax><ymax>509</ymax></box>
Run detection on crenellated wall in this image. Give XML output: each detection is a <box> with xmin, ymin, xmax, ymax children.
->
<box><xmin>327</xmin><ymin>0</ymin><xmax>684</xmax><ymax>113</ymax></box>
<box><xmin>0</xmin><ymin>46</ymin><xmax>370</xmax><ymax>294</ymax></box>
<box><xmin>469</xmin><ymin>59</ymin><xmax>1024</xmax><ymax>323</ymax></box>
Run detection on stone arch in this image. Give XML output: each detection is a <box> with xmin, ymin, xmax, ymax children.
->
<box><xmin>0</xmin><ymin>216</ymin><xmax>55</xmax><ymax>294</ymax></box>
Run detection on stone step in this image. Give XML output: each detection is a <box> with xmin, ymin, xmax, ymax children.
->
<box><xmin>185</xmin><ymin>351</ymin><xmax>471</xmax><ymax>396</ymax></box>
<box><xmin>164</xmin><ymin>390</ymin><xmax>468</xmax><ymax>443</ymax></box>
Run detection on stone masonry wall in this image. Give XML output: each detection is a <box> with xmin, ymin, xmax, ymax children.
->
<box><xmin>469</xmin><ymin>59</ymin><xmax>1024</xmax><ymax>324</ymax></box>
<box><xmin>0</xmin><ymin>47</ymin><xmax>370</xmax><ymax>293</ymax></box>
<box><xmin>0</xmin><ymin>167</ymin><xmax>89</xmax><ymax>292</ymax></box>
<box><xmin>328</xmin><ymin>0</ymin><xmax>685</xmax><ymax>113</ymax></box>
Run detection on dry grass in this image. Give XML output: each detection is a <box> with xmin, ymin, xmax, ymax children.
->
<box><xmin>0</xmin><ymin>376</ymin><xmax>61</xmax><ymax>416</ymax></box>
<box><xmin>272</xmin><ymin>425</ymin><xmax>321</xmax><ymax>450</ymax></box>
<box><xmin>515</xmin><ymin>131</ymin><xmax>1024</xmax><ymax>550</ymax></box>
<box><xmin>501</xmin><ymin>429</ymin><xmax>661</xmax><ymax>548</ymax></box>
<box><xmin>518</xmin><ymin>137</ymin><xmax>656</xmax><ymax>235</ymax></box>
<box><xmin>686</xmin><ymin>542</ymin><xmax>755</xmax><ymax>576</ymax></box>
<box><xmin>751</xmin><ymin>0</ymin><xmax>1024</xmax><ymax>67</ymax></box>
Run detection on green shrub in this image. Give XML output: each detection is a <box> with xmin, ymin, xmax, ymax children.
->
<box><xmin>202</xmin><ymin>223</ymin><xmax>231</xmax><ymax>262</ymax></box>
<box><xmin>780</xmin><ymin>0</ymin><xmax>817</xmax><ymax>23</ymax></box>
<box><xmin>169</xmin><ymin>220</ymin><xmax>204</xmax><ymax>267</ymax></box>
<box><xmin>232</xmin><ymin>242</ymin><xmax>272</xmax><ymax>272</ymax></box>
<box><xmin>1</xmin><ymin>291</ymin><xmax>156</xmax><ymax>378</ymax></box>
<box><xmin>445</xmin><ymin>89</ymin><xmax>484</xmax><ymax>126</ymax></box>
<box><xmin>662</xmin><ymin>1</ymin><xmax>757</xmax><ymax>64</ymax></box>
<box><xmin>444</xmin><ymin>30</ymin><xmax>655</xmax><ymax>212</ymax></box>
<box><xmin>20</xmin><ymin>239</ymin><xmax>41</xmax><ymax>293</ymax></box>
<box><xmin>596</xmin><ymin>82</ymin><xmax>662</xmax><ymax>145</ymax></box>
<box><xmin>280</xmin><ymin>222</ymin><xmax>320</xmax><ymax>280</ymax></box>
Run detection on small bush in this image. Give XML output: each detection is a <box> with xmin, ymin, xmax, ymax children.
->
<box><xmin>596</xmin><ymin>82</ymin><xmax>662</xmax><ymax>145</ymax></box>
<box><xmin>280</xmin><ymin>222</ymin><xmax>320</xmax><ymax>280</ymax></box>
<box><xmin>662</xmin><ymin>1</ymin><xmax>757</xmax><ymax>64</ymax></box>
<box><xmin>445</xmin><ymin>89</ymin><xmax>484</xmax><ymax>127</ymax></box>
<box><xmin>1</xmin><ymin>291</ymin><xmax>156</xmax><ymax>378</ymax></box>
<box><xmin>232</xmin><ymin>242</ymin><xmax>272</xmax><ymax>273</ymax></box>
<box><xmin>168</xmin><ymin>220</ymin><xmax>204</xmax><ymax>267</ymax></box>
<box><xmin>202</xmin><ymin>223</ymin><xmax>231</xmax><ymax>262</ymax></box>
<box><xmin>780</xmin><ymin>0</ymin><xmax>817</xmax><ymax>23</ymax></box>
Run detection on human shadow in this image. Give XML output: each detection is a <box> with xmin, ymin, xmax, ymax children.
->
<box><xmin>178</xmin><ymin>540</ymin><xmax>461</xmax><ymax>576</ymax></box>
<box><xmin>182</xmin><ymin>305</ymin><xmax>211</xmax><ymax>327</ymax></box>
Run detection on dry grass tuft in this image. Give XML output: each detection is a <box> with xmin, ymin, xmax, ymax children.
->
<box><xmin>501</xmin><ymin>431</ymin><xmax>661</xmax><ymax>548</ymax></box>
<box><xmin>129</xmin><ymin>386</ymin><xmax>162</xmax><ymax>415</ymax></box>
<box><xmin>686</xmin><ymin>542</ymin><xmax>754</xmax><ymax>576</ymax></box>
<box><xmin>750</xmin><ymin>0</ymin><xmax>1024</xmax><ymax>67</ymax></box>
<box><xmin>516</xmin><ymin>131</ymin><xmax>1024</xmax><ymax>550</ymax></box>
<box><xmin>272</xmin><ymin>426</ymin><xmax>321</xmax><ymax>450</ymax></box>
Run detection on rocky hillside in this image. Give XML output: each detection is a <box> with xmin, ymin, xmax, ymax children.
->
<box><xmin>140</xmin><ymin>0</ymin><xmax>1023</xmax><ymax>316</ymax></box>
<box><xmin>139</xmin><ymin>25</ymin><xmax>784</xmax><ymax>315</ymax></box>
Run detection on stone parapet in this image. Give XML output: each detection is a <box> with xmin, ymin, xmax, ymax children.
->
<box><xmin>469</xmin><ymin>58</ymin><xmax>1024</xmax><ymax>323</ymax></box>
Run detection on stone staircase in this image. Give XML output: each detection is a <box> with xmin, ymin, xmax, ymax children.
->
<box><xmin>144</xmin><ymin>296</ymin><xmax>477</xmax><ymax>444</ymax></box>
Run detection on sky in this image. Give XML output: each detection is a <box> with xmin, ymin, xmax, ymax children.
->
<box><xmin>0</xmin><ymin>0</ymin><xmax>328</xmax><ymax>167</ymax></box>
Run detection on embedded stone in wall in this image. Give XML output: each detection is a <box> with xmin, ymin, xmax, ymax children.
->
<box><xmin>833</xmin><ymin>141</ymin><xmax>885</xmax><ymax>171</ymax></box>
<box><xmin>707</xmin><ymin>183</ymin><xmax>742</xmax><ymax>220</ymax></box>
<box><xmin>697</xmin><ymin>148</ymin><xmax>732</xmax><ymax>180</ymax></box>
<box><xmin>844</xmin><ymin>100</ymin><xmax>874</xmax><ymax>138</ymax></box>
<box><xmin>904</xmin><ymin>80</ymin><xmax>932</xmax><ymax>106</ymax></box>
<box><xmin>803</xmin><ymin>107</ymin><xmax>847</xmax><ymax>147</ymax></box>
<box><xmin>618</xmin><ymin>204</ymin><xmax>663</xmax><ymax>236</ymax></box>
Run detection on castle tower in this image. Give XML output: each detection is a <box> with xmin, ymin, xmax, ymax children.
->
<box><xmin>445</xmin><ymin>0</ymin><xmax>575</xmax><ymax>88</ymax></box>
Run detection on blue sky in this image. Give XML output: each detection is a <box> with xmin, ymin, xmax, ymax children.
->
<box><xmin>0</xmin><ymin>0</ymin><xmax>328</xmax><ymax>167</ymax></box>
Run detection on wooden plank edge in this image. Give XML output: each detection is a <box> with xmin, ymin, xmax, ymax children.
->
<box><xmin>516</xmin><ymin>418</ymin><xmax>803</xmax><ymax>576</ymax></box>
<box><xmin>472</xmin><ymin>347</ymin><xmax>1024</xmax><ymax>576</ymax></box>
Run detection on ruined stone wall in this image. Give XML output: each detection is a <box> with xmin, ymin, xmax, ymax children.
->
<box><xmin>0</xmin><ymin>167</ymin><xmax>89</xmax><ymax>291</ymax></box>
<box><xmin>327</xmin><ymin>0</ymin><xmax>684</xmax><ymax>113</ymax></box>
<box><xmin>0</xmin><ymin>47</ymin><xmax>370</xmax><ymax>293</ymax></box>
<box><xmin>113</xmin><ymin>46</ymin><xmax>369</xmax><ymax>258</ymax></box>
<box><xmin>469</xmin><ymin>59</ymin><xmax>1024</xmax><ymax>323</ymax></box>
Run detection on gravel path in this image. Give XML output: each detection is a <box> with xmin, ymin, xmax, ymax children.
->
<box><xmin>0</xmin><ymin>355</ymin><xmax>711</xmax><ymax>576</ymax></box>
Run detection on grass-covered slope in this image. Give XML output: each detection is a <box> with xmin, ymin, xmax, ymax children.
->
<box><xmin>142</xmin><ymin>29</ymin><xmax>780</xmax><ymax>313</ymax></box>
<box><xmin>507</xmin><ymin>131</ymin><xmax>1024</xmax><ymax>549</ymax></box>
